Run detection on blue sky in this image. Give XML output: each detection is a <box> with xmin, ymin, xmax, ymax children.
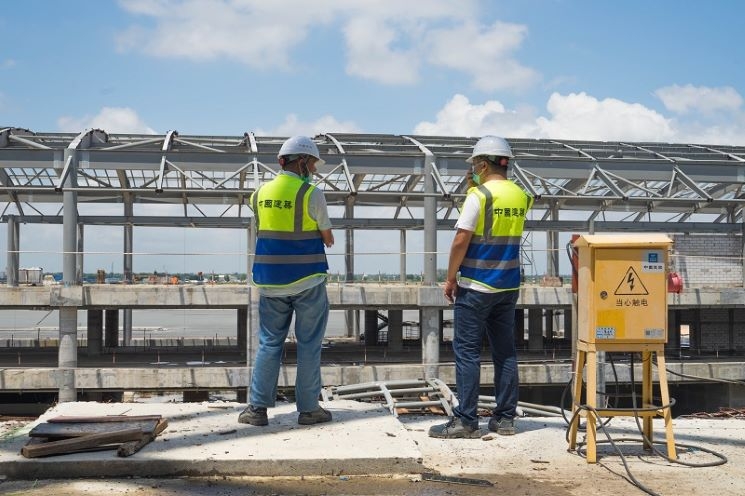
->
<box><xmin>1</xmin><ymin>0</ymin><xmax>744</xmax><ymax>277</ymax></box>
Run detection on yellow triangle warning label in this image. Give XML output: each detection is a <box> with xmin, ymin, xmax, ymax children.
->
<box><xmin>614</xmin><ymin>267</ymin><xmax>649</xmax><ymax>295</ymax></box>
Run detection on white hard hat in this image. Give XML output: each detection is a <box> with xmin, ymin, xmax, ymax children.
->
<box><xmin>466</xmin><ymin>135</ymin><xmax>514</xmax><ymax>163</ymax></box>
<box><xmin>278</xmin><ymin>136</ymin><xmax>325</xmax><ymax>166</ymax></box>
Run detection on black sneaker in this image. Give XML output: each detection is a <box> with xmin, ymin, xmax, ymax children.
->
<box><xmin>238</xmin><ymin>405</ymin><xmax>268</xmax><ymax>426</ymax></box>
<box><xmin>488</xmin><ymin>417</ymin><xmax>515</xmax><ymax>435</ymax></box>
<box><xmin>298</xmin><ymin>406</ymin><xmax>332</xmax><ymax>425</ymax></box>
<box><xmin>428</xmin><ymin>417</ymin><xmax>482</xmax><ymax>439</ymax></box>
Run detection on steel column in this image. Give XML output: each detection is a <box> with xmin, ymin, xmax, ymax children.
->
<box><xmin>344</xmin><ymin>197</ymin><xmax>357</xmax><ymax>338</ymax></box>
<box><xmin>58</xmin><ymin>144</ymin><xmax>79</xmax><ymax>403</ymax></box>
<box><xmin>399</xmin><ymin>229</ymin><xmax>407</xmax><ymax>283</ymax></box>
<box><xmin>122</xmin><ymin>200</ymin><xmax>133</xmax><ymax>345</ymax></box>
<box><xmin>421</xmin><ymin>147</ymin><xmax>439</xmax><ymax>379</ymax></box>
<box><xmin>6</xmin><ymin>215</ymin><xmax>19</xmax><ymax>286</ymax></box>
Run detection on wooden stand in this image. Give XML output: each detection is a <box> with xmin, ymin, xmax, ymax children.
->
<box><xmin>568</xmin><ymin>341</ymin><xmax>677</xmax><ymax>463</ymax></box>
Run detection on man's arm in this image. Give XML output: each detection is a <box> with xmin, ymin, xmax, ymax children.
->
<box><xmin>320</xmin><ymin>228</ymin><xmax>334</xmax><ymax>248</ymax></box>
<box><xmin>444</xmin><ymin>228</ymin><xmax>473</xmax><ymax>303</ymax></box>
<box><xmin>309</xmin><ymin>189</ymin><xmax>333</xmax><ymax>247</ymax></box>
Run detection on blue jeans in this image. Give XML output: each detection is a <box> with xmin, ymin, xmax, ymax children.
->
<box><xmin>452</xmin><ymin>287</ymin><xmax>519</xmax><ymax>428</ymax></box>
<box><xmin>249</xmin><ymin>282</ymin><xmax>329</xmax><ymax>412</ymax></box>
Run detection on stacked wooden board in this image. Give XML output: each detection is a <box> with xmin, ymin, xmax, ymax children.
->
<box><xmin>22</xmin><ymin>415</ymin><xmax>168</xmax><ymax>458</ymax></box>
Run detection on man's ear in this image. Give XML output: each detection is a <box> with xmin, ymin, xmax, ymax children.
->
<box><xmin>279</xmin><ymin>157</ymin><xmax>286</xmax><ymax>167</ymax></box>
<box><xmin>499</xmin><ymin>157</ymin><xmax>509</xmax><ymax>167</ymax></box>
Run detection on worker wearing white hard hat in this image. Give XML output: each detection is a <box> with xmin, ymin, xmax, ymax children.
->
<box><xmin>277</xmin><ymin>135</ymin><xmax>326</xmax><ymax>170</ymax></box>
<box><xmin>430</xmin><ymin>135</ymin><xmax>533</xmax><ymax>440</ymax></box>
<box><xmin>466</xmin><ymin>135</ymin><xmax>514</xmax><ymax>163</ymax></box>
<box><xmin>240</xmin><ymin>135</ymin><xmax>334</xmax><ymax>428</ymax></box>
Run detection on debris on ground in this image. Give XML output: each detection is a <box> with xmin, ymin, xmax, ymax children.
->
<box><xmin>680</xmin><ymin>407</ymin><xmax>745</xmax><ymax>419</ymax></box>
<box><xmin>21</xmin><ymin>414</ymin><xmax>168</xmax><ymax>458</ymax></box>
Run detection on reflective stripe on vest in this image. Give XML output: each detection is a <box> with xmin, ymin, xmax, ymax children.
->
<box><xmin>459</xmin><ymin>181</ymin><xmax>532</xmax><ymax>291</ymax></box>
<box><xmin>251</xmin><ymin>175</ymin><xmax>328</xmax><ymax>287</ymax></box>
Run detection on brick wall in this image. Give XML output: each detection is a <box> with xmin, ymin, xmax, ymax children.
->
<box><xmin>700</xmin><ymin>309</ymin><xmax>730</xmax><ymax>350</ymax></box>
<box><xmin>672</xmin><ymin>234</ymin><xmax>743</xmax><ymax>288</ymax></box>
<box><xmin>676</xmin><ymin>308</ymin><xmax>745</xmax><ymax>352</ymax></box>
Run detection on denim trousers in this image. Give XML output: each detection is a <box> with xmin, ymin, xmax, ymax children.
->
<box><xmin>249</xmin><ymin>282</ymin><xmax>329</xmax><ymax>412</ymax></box>
<box><xmin>452</xmin><ymin>286</ymin><xmax>520</xmax><ymax>428</ymax></box>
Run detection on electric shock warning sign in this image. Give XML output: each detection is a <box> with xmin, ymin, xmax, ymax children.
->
<box><xmin>614</xmin><ymin>267</ymin><xmax>649</xmax><ymax>296</ymax></box>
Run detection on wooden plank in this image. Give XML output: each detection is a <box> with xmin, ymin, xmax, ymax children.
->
<box><xmin>30</xmin><ymin>419</ymin><xmax>160</xmax><ymax>439</ymax></box>
<box><xmin>47</xmin><ymin>415</ymin><xmax>162</xmax><ymax>423</ymax></box>
<box><xmin>117</xmin><ymin>418</ymin><xmax>169</xmax><ymax>457</ymax></box>
<box><xmin>21</xmin><ymin>428</ymin><xmax>144</xmax><ymax>458</ymax></box>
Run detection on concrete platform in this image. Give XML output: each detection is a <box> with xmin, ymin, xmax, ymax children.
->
<box><xmin>0</xmin><ymin>400</ymin><xmax>424</xmax><ymax>479</ymax></box>
<box><xmin>2</xmin><ymin>399</ymin><xmax>745</xmax><ymax>496</ymax></box>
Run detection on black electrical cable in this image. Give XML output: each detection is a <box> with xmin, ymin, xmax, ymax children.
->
<box><xmin>657</xmin><ymin>359</ymin><xmax>745</xmax><ymax>386</ymax></box>
<box><xmin>564</xmin><ymin>351</ymin><xmax>728</xmax><ymax>496</ymax></box>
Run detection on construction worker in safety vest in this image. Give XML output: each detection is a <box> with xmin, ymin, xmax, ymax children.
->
<box><xmin>429</xmin><ymin>135</ymin><xmax>533</xmax><ymax>439</ymax></box>
<box><xmin>238</xmin><ymin>135</ymin><xmax>335</xmax><ymax>427</ymax></box>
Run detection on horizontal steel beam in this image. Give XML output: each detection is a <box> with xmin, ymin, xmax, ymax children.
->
<box><xmin>2</xmin><ymin>215</ymin><xmax>742</xmax><ymax>233</ymax></box>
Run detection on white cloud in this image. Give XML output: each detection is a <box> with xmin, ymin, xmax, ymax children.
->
<box><xmin>255</xmin><ymin>113</ymin><xmax>361</xmax><ymax>136</ymax></box>
<box><xmin>655</xmin><ymin>84</ymin><xmax>743</xmax><ymax>114</ymax></box>
<box><xmin>423</xmin><ymin>21</ymin><xmax>539</xmax><ymax>92</ymax></box>
<box><xmin>665</xmin><ymin>120</ymin><xmax>745</xmax><ymax>146</ymax></box>
<box><xmin>2</xmin><ymin>59</ymin><xmax>16</xmax><ymax>69</ymax></box>
<box><xmin>416</xmin><ymin>91</ymin><xmax>745</xmax><ymax>145</ymax></box>
<box><xmin>536</xmin><ymin>92</ymin><xmax>675</xmax><ymax>142</ymax></box>
<box><xmin>343</xmin><ymin>17</ymin><xmax>420</xmax><ymax>85</ymax></box>
<box><xmin>116</xmin><ymin>0</ymin><xmax>334</xmax><ymax>69</ymax></box>
<box><xmin>57</xmin><ymin>107</ymin><xmax>157</xmax><ymax>134</ymax></box>
<box><xmin>414</xmin><ymin>93</ymin><xmax>540</xmax><ymax>137</ymax></box>
<box><xmin>115</xmin><ymin>0</ymin><xmax>537</xmax><ymax>91</ymax></box>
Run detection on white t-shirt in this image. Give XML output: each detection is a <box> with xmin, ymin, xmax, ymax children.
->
<box><xmin>454</xmin><ymin>190</ymin><xmax>498</xmax><ymax>293</ymax></box>
<box><xmin>455</xmin><ymin>193</ymin><xmax>480</xmax><ymax>232</ymax></box>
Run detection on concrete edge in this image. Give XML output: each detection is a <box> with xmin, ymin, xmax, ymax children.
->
<box><xmin>0</xmin><ymin>457</ymin><xmax>425</xmax><ymax>479</ymax></box>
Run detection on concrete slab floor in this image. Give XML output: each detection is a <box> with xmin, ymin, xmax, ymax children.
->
<box><xmin>1</xmin><ymin>399</ymin><xmax>745</xmax><ymax>495</ymax></box>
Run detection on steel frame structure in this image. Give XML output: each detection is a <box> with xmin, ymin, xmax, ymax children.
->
<box><xmin>2</xmin><ymin>127</ymin><xmax>745</xmax><ymax>227</ymax></box>
<box><xmin>3</xmin><ymin>128</ymin><xmax>745</xmax><ymax>401</ymax></box>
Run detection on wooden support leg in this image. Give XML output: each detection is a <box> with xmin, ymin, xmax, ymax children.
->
<box><xmin>655</xmin><ymin>353</ymin><xmax>677</xmax><ymax>460</ymax></box>
<box><xmin>586</xmin><ymin>350</ymin><xmax>597</xmax><ymax>463</ymax></box>
<box><xmin>642</xmin><ymin>351</ymin><xmax>653</xmax><ymax>450</ymax></box>
<box><xmin>568</xmin><ymin>350</ymin><xmax>586</xmax><ymax>450</ymax></box>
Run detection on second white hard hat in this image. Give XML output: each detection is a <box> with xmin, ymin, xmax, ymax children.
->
<box><xmin>466</xmin><ymin>135</ymin><xmax>514</xmax><ymax>163</ymax></box>
<box><xmin>278</xmin><ymin>136</ymin><xmax>325</xmax><ymax>166</ymax></box>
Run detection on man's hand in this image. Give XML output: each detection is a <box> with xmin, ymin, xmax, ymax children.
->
<box><xmin>443</xmin><ymin>279</ymin><xmax>458</xmax><ymax>303</ymax></box>
<box><xmin>321</xmin><ymin>229</ymin><xmax>334</xmax><ymax>248</ymax></box>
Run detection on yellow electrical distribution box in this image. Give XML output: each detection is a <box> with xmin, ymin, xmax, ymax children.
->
<box><xmin>574</xmin><ymin>234</ymin><xmax>672</xmax><ymax>344</ymax></box>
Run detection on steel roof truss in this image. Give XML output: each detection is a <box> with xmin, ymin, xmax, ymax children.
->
<box><xmin>78</xmin><ymin>168</ymin><xmax>116</xmax><ymax>188</ymax></box>
<box><xmin>214</xmin><ymin>160</ymin><xmax>257</xmax><ymax>189</ymax></box>
<box><xmin>594</xmin><ymin>166</ymin><xmax>663</xmax><ymax>198</ymax></box>
<box><xmin>430</xmin><ymin>163</ymin><xmax>449</xmax><ymax>197</ymax></box>
<box><xmin>366</xmin><ymin>174</ymin><xmax>408</xmax><ymax>192</ymax></box>
<box><xmin>0</xmin><ymin>169</ymin><xmax>24</xmax><ymax>216</ymax></box>
<box><xmin>173</xmin><ymin>137</ymin><xmax>227</xmax><ymax>153</ymax></box>
<box><xmin>9</xmin><ymin>133</ymin><xmax>52</xmax><ymax>150</ymax></box>
<box><xmin>510</xmin><ymin>163</ymin><xmax>541</xmax><ymax>199</ymax></box>
<box><xmin>690</xmin><ymin>144</ymin><xmax>745</xmax><ymax>163</ymax></box>
<box><xmin>588</xmin><ymin>165</ymin><xmax>627</xmax><ymax>199</ymax></box>
<box><xmin>312</xmin><ymin>160</ymin><xmax>353</xmax><ymax>194</ymax></box>
<box><xmin>669</xmin><ymin>166</ymin><xmax>713</xmax><ymax>201</ymax></box>
<box><xmin>102</xmin><ymin>137</ymin><xmax>163</xmax><ymax>151</ymax></box>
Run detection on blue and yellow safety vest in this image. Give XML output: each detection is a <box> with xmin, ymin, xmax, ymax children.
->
<box><xmin>251</xmin><ymin>174</ymin><xmax>328</xmax><ymax>287</ymax></box>
<box><xmin>459</xmin><ymin>181</ymin><xmax>533</xmax><ymax>291</ymax></box>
